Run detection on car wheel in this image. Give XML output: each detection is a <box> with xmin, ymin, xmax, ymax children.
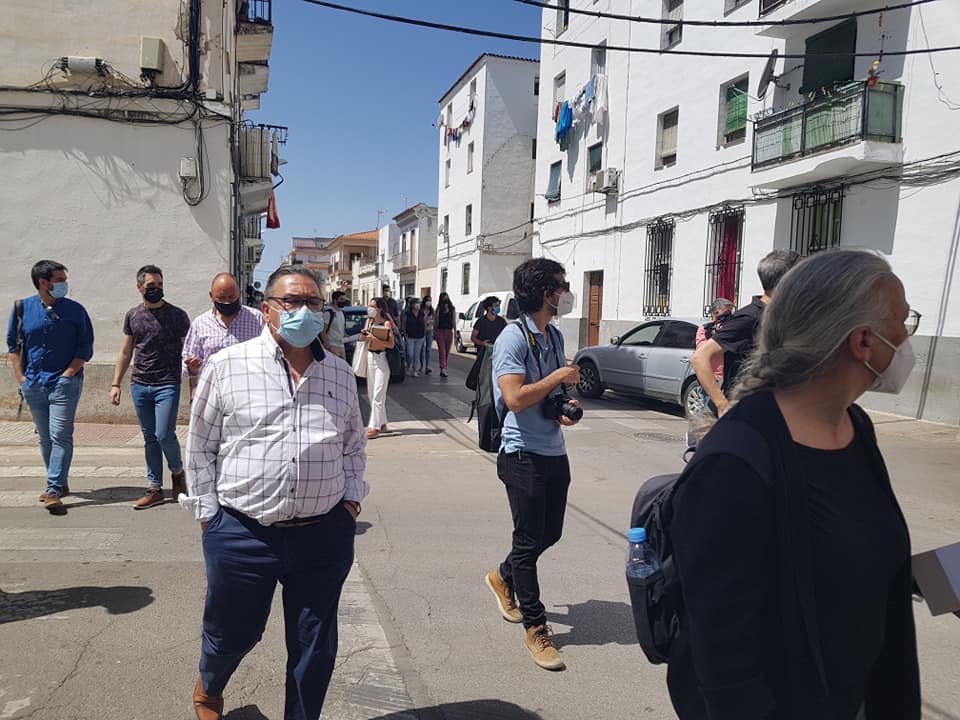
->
<box><xmin>455</xmin><ymin>332</ymin><xmax>466</xmax><ymax>353</ymax></box>
<box><xmin>576</xmin><ymin>360</ymin><xmax>604</xmax><ymax>399</ymax></box>
<box><xmin>682</xmin><ymin>379</ymin><xmax>705</xmax><ymax>419</ymax></box>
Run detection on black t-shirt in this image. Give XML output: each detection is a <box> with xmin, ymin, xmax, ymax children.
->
<box><xmin>404</xmin><ymin>312</ymin><xmax>426</xmax><ymax>339</ymax></box>
<box><xmin>123</xmin><ymin>302</ymin><xmax>191</xmax><ymax>386</ymax></box>
<box><xmin>436</xmin><ymin>303</ymin><xmax>456</xmax><ymax>330</ymax></box>
<box><xmin>473</xmin><ymin>314</ymin><xmax>507</xmax><ymax>344</ymax></box>
<box><xmin>796</xmin><ymin>436</ymin><xmax>910</xmax><ymax>720</ymax></box>
<box><xmin>712</xmin><ymin>296</ymin><xmax>765</xmax><ymax>392</ymax></box>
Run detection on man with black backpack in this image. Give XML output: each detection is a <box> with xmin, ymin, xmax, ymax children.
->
<box><xmin>483</xmin><ymin>258</ymin><xmax>581</xmax><ymax>671</ymax></box>
<box><xmin>6</xmin><ymin>260</ymin><xmax>94</xmax><ymax>513</ymax></box>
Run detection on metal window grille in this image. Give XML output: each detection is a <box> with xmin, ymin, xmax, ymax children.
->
<box><xmin>703</xmin><ymin>206</ymin><xmax>744</xmax><ymax>315</ymax></box>
<box><xmin>759</xmin><ymin>0</ymin><xmax>789</xmax><ymax>15</ymax></box>
<box><xmin>239</xmin><ymin>0</ymin><xmax>272</xmax><ymax>24</ymax></box>
<box><xmin>790</xmin><ymin>187</ymin><xmax>844</xmax><ymax>256</ymax></box>
<box><xmin>644</xmin><ymin>220</ymin><xmax>675</xmax><ymax>316</ymax></box>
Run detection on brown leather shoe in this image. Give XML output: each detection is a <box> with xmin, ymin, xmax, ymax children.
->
<box><xmin>193</xmin><ymin>676</ymin><xmax>223</xmax><ymax>720</ymax></box>
<box><xmin>171</xmin><ymin>470</ymin><xmax>188</xmax><ymax>498</ymax></box>
<box><xmin>39</xmin><ymin>489</ymin><xmax>70</xmax><ymax>502</ymax></box>
<box><xmin>524</xmin><ymin>625</ymin><xmax>565</xmax><ymax>670</ymax></box>
<box><xmin>133</xmin><ymin>487</ymin><xmax>165</xmax><ymax>510</ymax></box>
<box><xmin>485</xmin><ymin>569</ymin><xmax>522</xmax><ymax>623</ymax></box>
<box><xmin>43</xmin><ymin>494</ymin><xmax>64</xmax><ymax>512</ymax></box>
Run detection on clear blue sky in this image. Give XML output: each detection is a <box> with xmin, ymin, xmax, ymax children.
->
<box><xmin>248</xmin><ymin>0</ymin><xmax>543</xmax><ymax>283</ymax></box>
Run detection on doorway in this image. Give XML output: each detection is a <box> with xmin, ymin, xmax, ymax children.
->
<box><xmin>586</xmin><ymin>271</ymin><xmax>604</xmax><ymax>346</ymax></box>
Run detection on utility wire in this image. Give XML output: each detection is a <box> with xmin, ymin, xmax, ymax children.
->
<box><xmin>512</xmin><ymin>0</ymin><xmax>938</xmax><ymax>28</ymax></box>
<box><xmin>301</xmin><ymin>0</ymin><xmax>960</xmax><ymax>59</ymax></box>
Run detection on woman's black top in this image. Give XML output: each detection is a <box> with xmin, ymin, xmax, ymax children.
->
<box><xmin>404</xmin><ymin>312</ymin><xmax>425</xmax><ymax>339</ymax></box>
<box><xmin>436</xmin><ymin>304</ymin><xmax>455</xmax><ymax>330</ymax></box>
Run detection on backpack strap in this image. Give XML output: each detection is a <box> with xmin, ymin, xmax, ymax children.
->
<box><xmin>14</xmin><ymin>299</ymin><xmax>26</xmax><ymax>372</ymax></box>
<box><xmin>684</xmin><ymin>418</ymin><xmax>773</xmax><ymax>487</ymax></box>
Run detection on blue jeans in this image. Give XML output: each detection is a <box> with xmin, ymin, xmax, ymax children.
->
<box><xmin>20</xmin><ymin>374</ymin><xmax>84</xmax><ymax>495</ymax></box>
<box><xmin>200</xmin><ymin>506</ymin><xmax>355</xmax><ymax>719</ymax></box>
<box><xmin>130</xmin><ymin>383</ymin><xmax>183</xmax><ymax>488</ymax></box>
<box><xmin>422</xmin><ymin>330</ymin><xmax>434</xmax><ymax>370</ymax></box>
<box><xmin>405</xmin><ymin>337</ymin><xmax>426</xmax><ymax>372</ymax></box>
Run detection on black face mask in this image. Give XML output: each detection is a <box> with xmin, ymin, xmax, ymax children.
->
<box><xmin>336</xmin><ymin>300</ymin><xmax>349</xmax><ymax>308</ymax></box>
<box><xmin>215</xmin><ymin>300</ymin><xmax>241</xmax><ymax>316</ymax></box>
<box><xmin>143</xmin><ymin>287</ymin><xmax>164</xmax><ymax>303</ymax></box>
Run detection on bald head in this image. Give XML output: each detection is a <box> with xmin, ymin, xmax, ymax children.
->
<box><xmin>210</xmin><ymin>273</ymin><xmax>241</xmax><ymax>304</ymax></box>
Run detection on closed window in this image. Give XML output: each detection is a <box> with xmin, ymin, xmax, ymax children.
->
<box><xmin>644</xmin><ymin>220</ymin><xmax>674</xmax><ymax>316</ymax></box>
<box><xmin>469</xmin><ymin>78</ymin><xmax>477</xmax><ymax>100</ymax></box>
<box><xmin>703</xmin><ymin>206</ymin><xmax>744</xmax><ymax>315</ymax></box>
<box><xmin>534</xmin><ymin>76</ymin><xmax>540</xmax><ymax>96</ymax></box>
<box><xmin>546</xmin><ymin>161</ymin><xmax>562</xmax><ymax>202</ymax></box>
<box><xmin>557</xmin><ymin>0</ymin><xmax>570</xmax><ymax>35</ymax></box>
<box><xmin>553</xmin><ymin>72</ymin><xmax>566</xmax><ymax>106</ymax></box>
<box><xmin>532</xmin><ymin>138</ymin><xmax>537</xmax><ymax>159</ymax></box>
<box><xmin>656</xmin><ymin>109</ymin><xmax>679</xmax><ymax>169</ymax></box>
<box><xmin>465</xmin><ymin>204</ymin><xmax>473</xmax><ymax>236</ymax></box>
<box><xmin>588</xmin><ymin>142</ymin><xmax>603</xmax><ymax>173</ymax></box>
<box><xmin>801</xmin><ymin>19</ymin><xmax>856</xmax><ymax>95</ymax></box>
<box><xmin>443</xmin><ymin>214</ymin><xmax>449</xmax><ymax>241</ymax></box>
<box><xmin>441</xmin><ymin>267</ymin><xmax>448</xmax><ymax>292</ymax></box>
<box><xmin>462</xmin><ymin>263</ymin><xmax>471</xmax><ymax>295</ymax></box>
<box><xmin>720</xmin><ymin>76</ymin><xmax>749</xmax><ymax>146</ymax></box>
<box><xmin>790</xmin><ymin>188</ymin><xmax>844</xmax><ymax>256</ymax></box>
<box><xmin>467</xmin><ymin>142</ymin><xmax>475</xmax><ymax>173</ymax></box>
<box><xmin>444</xmin><ymin>159</ymin><xmax>451</xmax><ymax>188</ymax></box>
<box><xmin>446</xmin><ymin>102</ymin><xmax>453</xmax><ymax>127</ymax></box>
<box><xmin>662</xmin><ymin>0</ymin><xmax>683</xmax><ymax>50</ymax></box>
<box><xmin>591</xmin><ymin>43</ymin><xmax>607</xmax><ymax>78</ymax></box>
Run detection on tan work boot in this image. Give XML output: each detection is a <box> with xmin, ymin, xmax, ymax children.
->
<box><xmin>133</xmin><ymin>487</ymin><xmax>165</xmax><ymax>510</ymax></box>
<box><xmin>39</xmin><ymin>489</ymin><xmax>70</xmax><ymax>502</ymax></box>
<box><xmin>193</xmin><ymin>676</ymin><xmax>224</xmax><ymax>720</ymax></box>
<box><xmin>43</xmin><ymin>494</ymin><xmax>64</xmax><ymax>512</ymax></box>
<box><xmin>524</xmin><ymin>625</ymin><xmax>565</xmax><ymax>671</ymax></box>
<box><xmin>171</xmin><ymin>470</ymin><xmax>188</xmax><ymax>498</ymax></box>
<box><xmin>485</xmin><ymin>569</ymin><xmax>522</xmax><ymax>623</ymax></box>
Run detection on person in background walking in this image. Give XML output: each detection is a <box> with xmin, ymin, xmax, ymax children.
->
<box><xmin>382</xmin><ymin>283</ymin><xmax>399</xmax><ymax>324</ymax></box>
<box><xmin>404</xmin><ymin>298</ymin><xmax>427</xmax><ymax>377</ymax></box>
<box><xmin>434</xmin><ymin>292</ymin><xmax>456</xmax><ymax>378</ymax></box>
<box><xmin>6</xmin><ymin>260</ymin><xmax>94</xmax><ymax>512</ymax></box>
<box><xmin>183</xmin><ymin>273</ymin><xmax>264</xmax><ymax>400</ymax></box>
<box><xmin>691</xmin><ymin>250</ymin><xmax>799</xmax><ymax>416</ymax></box>
<box><xmin>471</xmin><ymin>295</ymin><xmax>507</xmax><ymax>356</ymax></box>
<box><xmin>364</xmin><ymin>297</ymin><xmax>395</xmax><ymax>439</ymax></box>
<box><xmin>184</xmin><ymin>265</ymin><xmax>367</xmax><ymax>720</ymax></box>
<box><xmin>421</xmin><ymin>295</ymin><xmax>435</xmax><ymax>375</ymax></box>
<box><xmin>321</xmin><ymin>290</ymin><xmax>349</xmax><ymax>361</ymax></box>
<box><xmin>669</xmin><ymin>249</ymin><xmax>921</xmax><ymax>720</ymax></box>
<box><xmin>110</xmin><ymin>264</ymin><xmax>191</xmax><ymax>509</ymax></box>
<box><xmin>695</xmin><ymin>298</ymin><xmax>735</xmax><ymax>384</ymax></box>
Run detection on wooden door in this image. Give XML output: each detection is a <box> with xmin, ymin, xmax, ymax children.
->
<box><xmin>587</xmin><ymin>271</ymin><xmax>603</xmax><ymax>347</ymax></box>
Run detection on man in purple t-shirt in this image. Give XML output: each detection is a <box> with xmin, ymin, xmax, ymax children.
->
<box><xmin>110</xmin><ymin>265</ymin><xmax>191</xmax><ymax>509</ymax></box>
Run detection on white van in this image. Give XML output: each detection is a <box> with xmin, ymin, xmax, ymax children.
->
<box><xmin>454</xmin><ymin>290</ymin><xmax>520</xmax><ymax>353</ymax></box>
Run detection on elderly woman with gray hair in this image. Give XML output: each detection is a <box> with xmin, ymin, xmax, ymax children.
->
<box><xmin>667</xmin><ymin>249</ymin><xmax>922</xmax><ymax>720</ymax></box>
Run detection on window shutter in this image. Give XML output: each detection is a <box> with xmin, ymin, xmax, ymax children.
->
<box><xmin>725</xmin><ymin>90</ymin><xmax>748</xmax><ymax>134</ymax></box>
<box><xmin>660</xmin><ymin>113</ymin><xmax>678</xmax><ymax>156</ymax></box>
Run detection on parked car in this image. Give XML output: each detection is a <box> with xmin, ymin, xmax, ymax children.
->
<box><xmin>572</xmin><ymin>318</ymin><xmax>704</xmax><ymax>418</ymax></box>
<box><xmin>455</xmin><ymin>290</ymin><xmax>520</xmax><ymax>353</ymax></box>
<box><xmin>343</xmin><ymin>306</ymin><xmax>405</xmax><ymax>383</ymax></box>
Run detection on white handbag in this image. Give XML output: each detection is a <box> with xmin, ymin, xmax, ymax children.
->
<box><xmin>352</xmin><ymin>340</ymin><xmax>369</xmax><ymax>377</ymax></box>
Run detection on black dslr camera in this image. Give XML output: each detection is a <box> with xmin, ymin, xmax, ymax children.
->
<box><xmin>542</xmin><ymin>385</ymin><xmax>583</xmax><ymax>423</ymax></box>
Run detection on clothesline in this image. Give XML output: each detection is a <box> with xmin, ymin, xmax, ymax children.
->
<box><xmin>436</xmin><ymin>95</ymin><xmax>478</xmax><ymax>146</ymax></box>
<box><xmin>553</xmin><ymin>73</ymin><xmax>608</xmax><ymax>149</ymax></box>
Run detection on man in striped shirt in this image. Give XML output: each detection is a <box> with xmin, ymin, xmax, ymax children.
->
<box><xmin>183</xmin><ymin>266</ymin><xmax>368</xmax><ymax>720</ymax></box>
<box><xmin>182</xmin><ymin>273</ymin><xmax>264</xmax><ymax>399</ymax></box>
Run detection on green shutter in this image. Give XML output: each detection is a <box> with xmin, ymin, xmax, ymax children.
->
<box><xmin>725</xmin><ymin>90</ymin><xmax>748</xmax><ymax>135</ymax></box>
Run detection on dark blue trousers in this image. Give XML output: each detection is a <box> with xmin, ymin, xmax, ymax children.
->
<box><xmin>199</xmin><ymin>505</ymin><xmax>355</xmax><ymax>720</ymax></box>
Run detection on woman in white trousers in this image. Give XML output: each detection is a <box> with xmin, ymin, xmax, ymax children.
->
<box><xmin>363</xmin><ymin>297</ymin><xmax>395</xmax><ymax>439</ymax></box>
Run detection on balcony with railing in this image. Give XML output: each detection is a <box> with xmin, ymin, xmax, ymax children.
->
<box><xmin>392</xmin><ymin>250</ymin><xmax>416</xmax><ymax>272</ymax></box>
<box><xmin>758</xmin><ymin>0</ymin><xmax>875</xmax><ymax>36</ymax></box>
<box><xmin>237</xmin><ymin>0</ymin><xmax>273</xmax><ymax>64</ymax></box>
<box><xmin>751</xmin><ymin>81</ymin><xmax>904</xmax><ymax>189</ymax></box>
<box><xmin>242</xmin><ymin>215</ymin><xmax>263</xmax><ymax>248</ymax></box>
<box><xmin>238</xmin><ymin>123</ymin><xmax>287</xmax><ymax>214</ymax></box>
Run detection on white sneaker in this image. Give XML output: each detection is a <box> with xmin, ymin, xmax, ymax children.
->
<box><xmin>413</xmin><ymin>371</ymin><xmax>421</xmax><ymax>377</ymax></box>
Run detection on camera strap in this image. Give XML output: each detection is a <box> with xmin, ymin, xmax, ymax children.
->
<box><xmin>517</xmin><ymin>316</ymin><xmax>562</xmax><ymax>381</ymax></box>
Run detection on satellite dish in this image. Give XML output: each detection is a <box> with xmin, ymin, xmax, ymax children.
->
<box><xmin>757</xmin><ymin>49</ymin><xmax>780</xmax><ymax>100</ymax></box>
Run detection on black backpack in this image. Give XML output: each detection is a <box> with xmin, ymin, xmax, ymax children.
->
<box><xmin>627</xmin><ymin>419</ymin><xmax>772</xmax><ymax>664</ymax></box>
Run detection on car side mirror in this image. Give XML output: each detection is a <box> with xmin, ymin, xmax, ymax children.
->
<box><xmin>611</xmin><ymin>336</ymin><xmax>621</xmax><ymax>345</ymax></box>
<box><xmin>458</xmin><ymin>313</ymin><xmax>465</xmax><ymax>320</ymax></box>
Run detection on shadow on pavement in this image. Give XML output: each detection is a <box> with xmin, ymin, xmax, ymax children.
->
<box><xmin>70</xmin><ymin>486</ymin><xmax>148</xmax><ymax>507</ymax></box>
<box><xmin>368</xmin><ymin>700</ymin><xmax>543</xmax><ymax>720</ymax></box>
<box><xmin>923</xmin><ymin>700</ymin><xmax>960</xmax><ymax>720</ymax></box>
<box><xmin>547</xmin><ymin>599</ymin><xmax>638</xmax><ymax>647</ymax></box>
<box><xmin>224</xmin><ymin>706</ymin><xmax>270</xmax><ymax>720</ymax></box>
<box><xmin>355</xmin><ymin>520</ymin><xmax>373</xmax><ymax>536</ymax></box>
<box><xmin>0</xmin><ymin>585</ymin><xmax>154</xmax><ymax>624</ymax></box>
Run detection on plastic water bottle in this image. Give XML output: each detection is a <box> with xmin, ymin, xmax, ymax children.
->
<box><xmin>626</xmin><ymin>527</ymin><xmax>659</xmax><ymax>579</ymax></box>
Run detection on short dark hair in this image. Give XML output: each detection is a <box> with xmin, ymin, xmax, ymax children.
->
<box><xmin>757</xmin><ymin>250</ymin><xmax>800</xmax><ymax>294</ymax></box>
<box><xmin>382</xmin><ymin>283</ymin><xmax>391</xmax><ymax>291</ymax></box>
<box><xmin>481</xmin><ymin>295</ymin><xmax>501</xmax><ymax>311</ymax></box>
<box><xmin>513</xmin><ymin>258</ymin><xmax>566</xmax><ymax>313</ymax></box>
<box><xmin>31</xmin><ymin>260</ymin><xmax>67</xmax><ymax>289</ymax></box>
<box><xmin>265</xmin><ymin>265</ymin><xmax>322</xmax><ymax>297</ymax></box>
<box><xmin>137</xmin><ymin>264</ymin><xmax>163</xmax><ymax>286</ymax></box>
<box><xmin>331</xmin><ymin>290</ymin><xmax>346</xmax><ymax>303</ymax></box>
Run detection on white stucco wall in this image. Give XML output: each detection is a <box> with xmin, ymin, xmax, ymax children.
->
<box><xmin>0</xmin><ymin>115</ymin><xmax>234</xmax><ymax>359</ymax></box>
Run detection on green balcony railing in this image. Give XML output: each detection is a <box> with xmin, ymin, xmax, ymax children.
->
<box><xmin>752</xmin><ymin>81</ymin><xmax>903</xmax><ymax>170</ymax></box>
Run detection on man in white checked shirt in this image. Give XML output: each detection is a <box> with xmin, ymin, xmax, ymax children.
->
<box><xmin>181</xmin><ymin>266</ymin><xmax>368</xmax><ymax>720</ymax></box>
<box><xmin>182</xmin><ymin>273</ymin><xmax>264</xmax><ymax>399</ymax></box>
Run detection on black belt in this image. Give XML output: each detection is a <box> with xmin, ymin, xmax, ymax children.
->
<box><xmin>270</xmin><ymin>514</ymin><xmax>326</xmax><ymax>528</ymax></box>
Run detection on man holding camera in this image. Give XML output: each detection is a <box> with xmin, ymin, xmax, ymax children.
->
<box><xmin>485</xmin><ymin>258</ymin><xmax>581</xmax><ymax>671</ymax></box>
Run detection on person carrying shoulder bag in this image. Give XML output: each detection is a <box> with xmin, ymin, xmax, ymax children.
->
<box><xmin>362</xmin><ymin>297</ymin><xmax>395</xmax><ymax>439</ymax></box>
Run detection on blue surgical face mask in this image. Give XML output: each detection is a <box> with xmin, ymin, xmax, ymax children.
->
<box><xmin>274</xmin><ymin>306</ymin><xmax>324</xmax><ymax>348</ymax></box>
<box><xmin>492</xmin><ymin>306</ymin><xmax>501</xmax><ymax>316</ymax></box>
<box><xmin>51</xmin><ymin>281</ymin><xmax>69</xmax><ymax>300</ymax></box>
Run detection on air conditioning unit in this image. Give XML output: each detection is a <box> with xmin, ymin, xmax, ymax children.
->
<box><xmin>592</xmin><ymin>168</ymin><xmax>619</xmax><ymax>194</ymax></box>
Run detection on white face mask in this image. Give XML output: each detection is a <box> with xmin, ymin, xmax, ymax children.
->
<box><xmin>553</xmin><ymin>291</ymin><xmax>575</xmax><ymax>317</ymax></box>
<box><xmin>367</xmin><ymin>307</ymin><xmax>378</xmax><ymax>319</ymax></box>
<box><xmin>865</xmin><ymin>334</ymin><xmax>915</xmax><ymax>394</ymax></box>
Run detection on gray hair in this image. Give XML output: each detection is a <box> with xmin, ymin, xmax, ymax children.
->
<box><xmin>734</xmin><ymin>249</ymin><xmax>895</xmax><ymax>400</ymax></box>
<box><xmin>757</xmin><ymin>249</ymin><xmax>800</xmax><ymax>294</ymax></box>
<box><xmin>265</xmin><ymin>265</ymin><xmax>322</xmax><ymax>297</ymax></box>
<box><xmin>709</xmin><ymin>297</ymin><xmax>735</xmax><ymax>316</ymax></box>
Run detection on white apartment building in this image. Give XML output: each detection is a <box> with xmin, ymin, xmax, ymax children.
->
<box><xmin>390</xmin><ymin>203</ymin><xmax>439</xmax><ymax>301</ymax></box>
<box><xmin>378</xmin><ymin>223</ymin><xmax>400</xmax><ymax>300</ymax></box>
<box><xmin>0</xmin><ymin>0</ymin><xmax>286</xmax><ymax>360</ymax></box>
<box><xmin>436</xmin><ymin>54</ymin><xmax>540</xmax><ymax>310</ymax></box>
<box><xmin>534</xmin><ymin>0</ymin><xmax>960</xmax><ymax>424</ymax></box>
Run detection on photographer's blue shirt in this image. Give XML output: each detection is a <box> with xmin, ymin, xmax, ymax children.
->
<box><xmin>6</xmin><ymin>296</ymin><xmax>94</xmax><ymax>386</ymax></box>
<box><xmin>492</xmin><ymin>314</ymin><xmax>567</xmax><ymax>456</ymax></box>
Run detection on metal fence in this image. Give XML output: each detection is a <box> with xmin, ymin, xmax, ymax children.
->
<box><xmin>643</xmin><ymin>219</ymin><xmax>675</xmax><ymax>317</ymax></box>
<box><xmin>753</xmin><ymin>81</ymin><xmax>903</xmax><ymax>169</ymax></box>
<box><xmin>703</xmin><ymin>206</ymin><xmax>744</xmax><ymax>316</ymax></box>
<box><xmin>790</xmin><ymin>187</ymin><xmax>844</xmax><ymax>256</ymax></box>
<box><xmin>238</xmin><ymin>0</ymin><xmax>271</xmax><ymax>24</ymax></box>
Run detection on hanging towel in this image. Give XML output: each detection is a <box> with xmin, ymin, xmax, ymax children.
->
<box><xmin>270</xmin><ymin>130</ymin><xmax>279</xmax><ymax>177</ymax></box>
<box><xmin>555</xmin><ymin>101</ymin><xmax>573</xmax><ymax>149</ymax></box>
<box><xmin>592</xmin><ymin>74</ymin><xmax>608</xmax><ymax>125</ymax></box>
<box><xmin>584</xmin><ymin>76</ymin><xmax>596</xmax><ymax>106</ymax></box>
<box><xmin>553</xmin><ymin>101</ymin><xmax>562</xmax><ymax>122</ymax></box>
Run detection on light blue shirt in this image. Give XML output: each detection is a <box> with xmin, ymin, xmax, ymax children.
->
<box><xmin>492</xmin><ymin>314</ymin><xmax>566</xmax><ymax>456</ymax></box>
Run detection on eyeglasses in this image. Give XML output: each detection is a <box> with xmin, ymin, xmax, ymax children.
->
<box><xmin>904</xmin><ymin>308</ymin><xmax>921</xmax><ymax>337</ymax></box>
<box><xmin>267</xmin><ymin>296</ymin><xmax>324</xmax><ymax>312</ymax></box>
